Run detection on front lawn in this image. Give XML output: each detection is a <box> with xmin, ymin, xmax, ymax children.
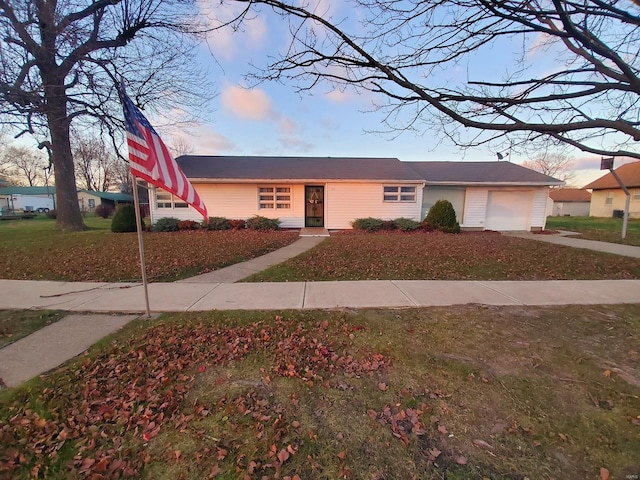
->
<box><xmin>1</xmin><ymin>305</ymin><xmax>638</xmax><ymax>479</ymax></box>
<box><xmin>246</xmin><ymin>231</ymin><xmax>640</xmax><ymax>282</ymax></box>
<box><xmin>546</xmin><ymin>216</ymin><xmax>640</xmax><ymax>246</ymax></box>
<box><xmin>0</xmin><ymin>310</ymin><xmax>65</xmax><ymax>348</ymax></box>
<box><xmin>0</xmin><ymin>217</ymin><xmax>299</xmax><ymax>282</ymax></box>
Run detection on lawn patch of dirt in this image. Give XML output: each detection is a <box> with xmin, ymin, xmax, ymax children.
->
<box><xmin>246</xmin><ymin>231</ymin><xmax>640</xmax><ymax>281</ymax></box>
<box><xmin>1</xmin><ymin>305</ymin><xmax>638</xmax><ymax>479</ymax></box>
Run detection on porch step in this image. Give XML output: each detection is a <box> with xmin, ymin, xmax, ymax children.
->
<box><xmin>299</xmin><ymin>227</ymin><xmax>330</xmax><ymax>237</ymax></box>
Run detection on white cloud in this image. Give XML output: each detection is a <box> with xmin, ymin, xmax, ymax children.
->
<box><xmin>221</xmin><ymin>85</ymin><xmax>274</xmax><ymax>121</ymax></box>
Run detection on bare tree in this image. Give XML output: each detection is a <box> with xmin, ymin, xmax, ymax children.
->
<box><xmin>223</xmin><ymin>0</ymin><xmax>640</xmax><ymax>159</ymax></box>
<box><xmin>0</xmin><ymin>0</ymin><xmax>211</xmax><ymax>230</ymax></box>
<box><xmin>521</xmin><ymin>154</ymin><xmax>575</xmax><ymax>183</ymax></box>
<box><xmin>72</xmin><ymin>136</ymin><xmax>117</xmax><ymax>192</ymax></box>
<box><xmin>0</xmin><ymin>146</ymin><xmax>47</xmax><ymax>186</ymax></box>
<box><xmin>169</xmin><ymin>136</ymin><xmax>195</xmax><ymax>158</ymax></box>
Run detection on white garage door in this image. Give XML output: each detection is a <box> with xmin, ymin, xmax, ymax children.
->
<box><xmin>485</xmin><ymin>191</ymin><xmax>531</xmax><ymax>231</ymax></box>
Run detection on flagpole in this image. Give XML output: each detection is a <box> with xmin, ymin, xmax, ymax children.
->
<box><xmin>131</xmin><ymin>174</ymin><xmax>151</xmax><ymax>318</ymax></box>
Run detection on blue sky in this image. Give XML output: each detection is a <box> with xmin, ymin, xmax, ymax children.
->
<box><xmin>160</xmin><ymin>0</ymin><xmax>635</xmax><ymax>188</ymax></box>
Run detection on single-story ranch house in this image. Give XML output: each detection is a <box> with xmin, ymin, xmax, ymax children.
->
<box><xmin>149</xmin><ymin>156</ymin><xmax>563</xmax><ymax>231</ymax></box>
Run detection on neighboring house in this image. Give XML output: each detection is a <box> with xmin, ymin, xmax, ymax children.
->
<box><xmin>77</xmin><ymin>190</ymin><xmax>134</xmax><ymax>213</ymax></box>
<box><xmin>547</xmin><ymin>188</ymin><xmax>591</xmax><ymax>217</ymax></box>
<box><xmin>0</xmin><ymin>186</ymin><xmax>56</xmax><ymax>213</ymax></box>
<box><xmin>583</xmin><ymin>161</ymin><xmax>640</xmax><ymax>218</ymax></box>
<box><xmin>149</xmin><ymin>156</ymin><xmax>562</xmax><ymax>232</ymax></box>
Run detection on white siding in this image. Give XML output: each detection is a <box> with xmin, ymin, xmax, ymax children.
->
<box><xmin>326</xmin><ymin>182</ymin><xmax>423</xmax><ymax>229</ymax></box>
<box><xmin>462</xmin><ymin>188</ymin><xmax>488</xmax><ymax>228</ymax></box>
<box><xmin>150</xmin><ymin>183</ymin><xmax>306</xmax><ymax>228</ymax></box>
<box><xmin>531</xmin><ymin>188</ymin><xmax>549</xmax><ymax>228</ymax></box>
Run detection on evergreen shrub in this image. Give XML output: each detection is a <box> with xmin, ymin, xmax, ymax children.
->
<box><xmin>111</xmin><ymin>204</ymin><xmax>138</xmax><ymax>233</ymax></box>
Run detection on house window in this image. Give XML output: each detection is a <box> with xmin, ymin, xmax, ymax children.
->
<box><xmin>88</xmin><ymin>199</ymin><xmax>95</xmax><ymax>208</ymax></box>
<box><xmin>384</xmin><ymin>185</ymin><xmax>417</xmax><ymax>202</ymax></box>
<box><xmin>259</xmin><ymin>186</ymin><xmax>291</xmax><ymax>209</ymax></box>
<box><xmin>634</xmin><ymin>189</ymin><xmax>640</xmax><ymax>201</ymax></box>
<box><xmin>156</xmin><ymin>189</ymin><xmax>188</xmax><ymax>209</ymax></box>
<box><xmin>605</xmin><ymin>192</ymin><xmax>614</xmax><ymax>205</ymax></box>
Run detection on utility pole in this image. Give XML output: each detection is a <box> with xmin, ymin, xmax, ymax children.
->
<box><xmin>601</xmin><ymin>157</ymin><xmax>630</xmax><ymax>239</ymax></box>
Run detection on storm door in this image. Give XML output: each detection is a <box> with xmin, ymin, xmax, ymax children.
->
<box><xmin>305</xmin><ymin>186</ymin><xmax>324</xmax><ymax>227</ymax></box>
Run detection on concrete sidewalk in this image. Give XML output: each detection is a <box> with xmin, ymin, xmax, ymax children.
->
<box><xmin>1</xmin><ymin>278</ymin><xmax>639</xmax><ymax>313</ymax></box>
<box><xmin>0</xmin><ymin>313</ymin><xmax>138</xmax><ymax>387</ymax></box>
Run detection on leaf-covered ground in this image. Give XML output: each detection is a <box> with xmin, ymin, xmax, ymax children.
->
<box><xmin>246</xmin><ymin>231</ymin><xmax>640</xmax><ymax>281</ymax></box>
<box><xmin>0</xmin><ymin>228</ymin><xmax>298</xmax><ymax>282</ymax></box>
<box><xmin>1</xmin><ymin>306</ymin><xmax>639</xmax><ymax>479</ymax></box>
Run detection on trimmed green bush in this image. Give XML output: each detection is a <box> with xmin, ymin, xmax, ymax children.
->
<box><xmin>154</xmin><ymin>217</ymin><xmax>180</xmax><ymax>232</ymax></box>
<box><xmin>351</xmin><ymin>217</ymin><xmax>383</xmax><ymax>232</ymax></box>
<box><xmin>207</xmin><ymin>217</ymin><xmax>231</xmax><ymax>230</ymax></box>
<box><xmin>425</xmin><ymin>200</ymin><xmax>461</xmax><ymax>234</ymax></box>
<box><xmin>393</xmin><ymin>217</ymin><xmax>421</xmax><ymax>231</ymax></box>
<box><xmin>111</xmin><ymin>204</ymin><xmax>138</xmax><ymax>233</ymax></box>
<box><xmin>380</xmin><ymin>220</ymin><xmax>396</xmax><ymax>231</ymax></box>
<box><xmin>246</xmin><ymin>215</ymin><xmax>280</xmax><ymax>230</ymax></box>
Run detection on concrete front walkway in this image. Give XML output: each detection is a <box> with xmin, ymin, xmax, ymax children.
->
<box><xmin>179</xmin><ymin>236</ymin><xmax>326</xmax><ymax>283</ymax></box>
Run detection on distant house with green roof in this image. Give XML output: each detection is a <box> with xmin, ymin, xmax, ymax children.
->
<box><xmin>77</xmin><ymin>190</ymin><xmax>134</xmax><ymax>213</ymax></box>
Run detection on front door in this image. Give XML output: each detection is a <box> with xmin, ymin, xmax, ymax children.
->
<box><xmin>305</xmin><ymin>186</ymin><xmax>324</xmax><ymax>227</ymax></box>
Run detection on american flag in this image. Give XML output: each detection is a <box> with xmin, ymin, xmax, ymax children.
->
<box><xmin>119</xmin><ymin>85</ymin><xmax>208</xmax><ymax>219</ymax></box>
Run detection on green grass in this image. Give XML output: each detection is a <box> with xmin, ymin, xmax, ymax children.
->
<box><xmin>0</xmin><ymin>310</ymin><xmax>66</xmax><ymax>348</ymax></box>
<box><xmin>245</xmin><ymin>231</ymin><xmax>640</xmax><ymax>282</ymax></box>
<box><xmin>546</xmin><ymin>216</ymin><xmax>640</xmax><ymax>246</ymax></box>
<box><xmin>1</xmin><ymin>305</ymin><xmax>638</xmax><ymax>479</ymax></box>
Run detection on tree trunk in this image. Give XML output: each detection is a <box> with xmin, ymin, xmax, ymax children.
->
<box><xmin>44</xmin><ymin>81</ymin><xmax>85</xmax><ymax>231</ymax></box>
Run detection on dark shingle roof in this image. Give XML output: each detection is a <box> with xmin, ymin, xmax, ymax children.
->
<box><xmin>549</xmin><ymin>188</ymin><xmax>591</xmax><ymax>202</ymax></box>
<box><xmin>583</xmin><ymin>161</ymin><xmax>640</xmax><ymax>190</ymax></box>
<box><xmin>406</xmin><ymin>161</ymin><xmax>564</xmax><ymax>185</ymax></box>
<box><xmin>176</xmin><ymin>156</ymin><xmax>424</xmax><ymax>182</ymax></box>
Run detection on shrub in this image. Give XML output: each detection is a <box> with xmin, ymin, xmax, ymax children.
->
<box><xmin>178</xmin><ymin>220</ymin><xmax>200</xmax><ymax>231</ymax></box>
<box><xmin>111</xmin><ymin>204</ymin><xmax>138</xmax><ymax>233</ymax></box>
<box><xmin>207</xmin><ymin>217</ymin><xmax>231</xmax><ymax>230</ymax></box>
<box><xmin>154</xmin><ymin>217</ymin><xmax>180</xmax><ymax>232</ymax></box>
<box><xmin>94</xmin><ymin>204</ymin><xmax>113</xmax><ymax>218</ymax></box>
<box><xmin>425</xmin><ymin>200</ymin><xmax>460</xmax><ymax>234</ymax></box>
<box><xmin>246</xmin><ymin>215</ymin><xmax>280</xmax><ymax>230</ymax></box>
<box><xmin>351</xmin><ymin>217</ymin><xmax>383</xmax><ymax>232</ymax></box>
<box><xmin>380</xmin><ymin>220</ymin><xmax>396</xmax><ymax>231</ymax></box>
<box><xmin>229</xmin><ymin>219</ymin><xmax>246</xmax><ymax>230</ymax></box>
<box><xmin>393</xmin><ymin>217</ymin><xmax>421</xmax><ymax>231</ymax></box>
<box><xmin>420</xmin><ymin>221</ymin><xmax>434</xmax><ymax>232</ymax></box>
<box><xmin>45</xmin><ymin>210</ymin><xmax>57</xmax><ymax>219</ymax></box>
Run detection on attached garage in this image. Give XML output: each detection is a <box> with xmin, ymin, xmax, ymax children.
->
<box><xmin>407</xmin><ymin>161</ymin><xmax>563</xmax><ymax>232</ymax></box>
<box><xmin>485</xmin><ymin>190</ymin><xmax>532</xmax><ymax>231</ymax></box>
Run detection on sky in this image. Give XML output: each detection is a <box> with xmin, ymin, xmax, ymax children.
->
<box><xmin>4</xmin><ymin>0</ymin><xmax>635</xmax><ymax>188</ymax></box>
<box><xmin>155</xmin><ymin>0</ymin><xmax>640</xmax><ymax>189</ymax></box>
